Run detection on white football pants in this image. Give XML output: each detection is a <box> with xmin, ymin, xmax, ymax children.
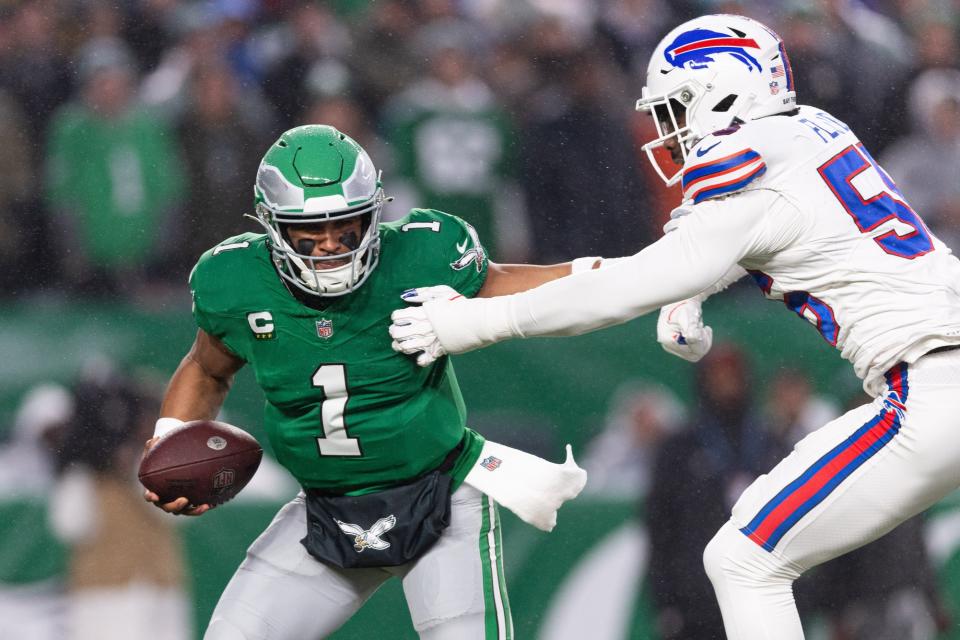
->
<box><xmin>705</xmin><ymin>349</ymin><xmax>960</xmax><ymax>639</ymax></box>
<box><xmin>205</xmin><ymin>484</ymin><xmax>512</xmax><ymax>640</ymax></box>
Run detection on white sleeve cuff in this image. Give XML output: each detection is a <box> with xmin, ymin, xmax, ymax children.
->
<box><xmin>571</xmin><ymin>256</ymin><xmax>630</xmax><ymax>274</ymax></box>
<box><xmin>570</xmin><ymin>256</ymin><xmax>602</xmax><ymax>274</ymax></box>
<box><xmin>424</xmin><ymin>294</ymin><xmax>518</xmax><ymax>354</ymax></box>
<box><xmin>154</xmin><ymin>417</ymin><xmax>186</xmax><ymax>439</ymax></box>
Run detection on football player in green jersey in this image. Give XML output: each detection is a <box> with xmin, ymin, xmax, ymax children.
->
<box><xmin>142</xmin><ymin>125</ymin><xmax>590</xmax><ymax>639</ymax></box>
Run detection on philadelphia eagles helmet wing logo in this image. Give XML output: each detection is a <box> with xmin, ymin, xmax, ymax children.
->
<box><xmin>334</xmin><ymin>515</ymin><xmax>397</xmax><ymax>552</ymax></box>
<box><xmin>451</xmin><ymin>222</ymin><xmax>485</xmax><ymax>272</ymax></box>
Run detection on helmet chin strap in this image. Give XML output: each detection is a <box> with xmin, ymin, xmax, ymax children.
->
<box><xmin>296</xmin><ymin>260</ymin><xmax>354</xmax><ymax>294</ymax></box>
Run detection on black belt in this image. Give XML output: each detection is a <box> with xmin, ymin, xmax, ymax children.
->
<box><xmin>924</xmin><ymin>344</ymin><xmax>960</xmax><ymax>357</ymax></box>
<box><xmin>307</xmin><ymin>438</ymin><xmax>465</xmax><ymax>497</ymax></box>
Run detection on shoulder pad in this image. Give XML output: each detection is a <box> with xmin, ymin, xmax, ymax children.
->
<box><xmin>382</xmin><ymin>209</ymin><xmax>488</xmax><ymax>295</ymax></box>
<box><xmin>682</xmin><ymin>132</ymin><xmax>767</xmax><ymax>204</ymax></box>
<box><xmin>386</xmin><ymin>209</ymin><xmax>486</xmax><ymax>267</ymax></box>
<box><xmin>190</xmin><ymin>233</ymin><xmax>266</xmax><ymax>287</ymax></box>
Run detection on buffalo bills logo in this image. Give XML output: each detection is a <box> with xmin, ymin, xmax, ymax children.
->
<box><xmin>883</xmin><ymin>390</ymin><xmax>907</xmax><ymax>422</ymax></box>
<box><xmin>665</xmin><ymin>29</ymin><xmax>761</xmax><ymax>72</ymax></box>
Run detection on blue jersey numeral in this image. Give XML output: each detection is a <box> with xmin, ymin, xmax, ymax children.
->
<box><xmin>747</xmin><ymin>270</ymin><xmax>839</xmax><ymax>346</ymax></box>
<box><xmin>818</xmin><ymin>144</ymin><xmax>933</xmax><ymax>259</ymax></box>
<box><xmin>783</xmin><ymin>291</ymin><xmax>839</xmax><ymax>346</ymax></box>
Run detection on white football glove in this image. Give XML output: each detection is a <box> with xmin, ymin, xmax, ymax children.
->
<box><xmin>390</xmin><ymin>285</ymin><xmax>464</xmax><ymax>367</ymax></box>
<box><xmin>657</xmin><ymin>298</ymin><xmax>713</xmax><ymax>362</ymax></box>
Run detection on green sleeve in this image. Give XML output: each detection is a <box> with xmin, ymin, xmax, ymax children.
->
<box><xmin>408</xmin><ymin>209</ymin><xmax>489</xmax><ymax>298</ymax></box>
<box><xmin>187</xmin><ymin>245</ymin><xmax>250</xmax><ymax>361</ymax></box>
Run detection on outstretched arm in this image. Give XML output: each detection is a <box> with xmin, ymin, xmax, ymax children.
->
<box><xmin>476</xmin><ymin>256</ymin><xmax>630</xmax><ymax>298</ymax></box>
<box><xmin>477</xmin><ymin>262</ymin><xmax>574</xmax><ymax>297</ymax></box>
<box><xmin>392</xmin><ymin>191</ymin><xmax>786</xmax><ymax>360</ymax></box>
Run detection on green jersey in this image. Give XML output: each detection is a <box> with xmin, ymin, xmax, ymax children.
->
<box><xmin>190</xmin><ymin>209</ymin><xmax>487</xmax><ymax>493</ymax></box>
<box><xmin>46</xmin><ymin>104</ymin><xmax>184</xmax><ymax>267</ymax></box>
<box><xmin>385</xmin><ymin>83</ymin><xmax>517</xmax><ymax>259</ymax></box>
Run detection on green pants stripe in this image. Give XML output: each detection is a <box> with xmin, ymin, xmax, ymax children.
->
<box><xmin>479</xmin><ymin>495</ymin><xmax>513</xmax><ymax>639</ymax></box>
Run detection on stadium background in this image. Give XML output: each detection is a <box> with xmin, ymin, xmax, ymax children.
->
<box><xmin>3</xmin><ymin>0</ymin><xmax>960</xmax><ymax>638</ymax></box>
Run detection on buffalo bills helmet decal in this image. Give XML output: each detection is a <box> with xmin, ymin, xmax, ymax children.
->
<box><xmin>664</xmin><ymin>29</ymin><xmax>762</xmax><ymax>72</ymax></box>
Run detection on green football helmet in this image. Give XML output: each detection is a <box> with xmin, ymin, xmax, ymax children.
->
<box><xmin>252</xmin><ymin>125</ymin><xmax>386</xmax><ymax>297</ymax></box>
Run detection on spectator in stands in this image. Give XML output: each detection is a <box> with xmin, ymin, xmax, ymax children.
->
<box><xmin>882</xmin><ymin>68</ymin><xmax>960</xmax><ymax>252</ymax></box>
<box><xmin>259</xmin><ymin>1</ymin><xmax>352</xmax><ymax>129</ymax></box>
<box><xmin>0</xmin><ymin>89</ymin><xmax>40</xmax><ymax>297</ymax></box>
<box><xmin>520</xmin><ymin>43</ymin><xmax>654</xmax><ymax>261</ymax></box>
<box><xmin>0</xmin><ymin>0</ymin><xmax>73</xmax><ymax>157</ymax></box>
<box><xmin>383</xmin><ymin>19</ymin><xmax>528</xmax><ymax>261</ymax></box>
<box><xmin>581</xmin><ymin>381</ymin><xmax>685</xmax><ymax>500</ymax></box>
<box><xmin>646</xmin><ymin>344</ymin><xmax>788</xmax><ymax>640</ymax></box>
<box><xmin>0</xmin><ymin>384</ymin><xmax>73</xmax><ymax>640</ymax></box>
<box><xmin>122</xmin><ymin>0</ymin><xmax>184</xmax><ymax>73</ymax></box>
<box><xmin>349</xmin><ymin>0</ymin><xmax>422</xmax><ymax>113</ymax></box>
<box><xmin>45</xmin><ymin>38</ymin><xmax>185</xmax><ymax>296</ymax></box>
<box><xmin>778</xmin><ymin>2</ymin><xmax>910</xmax><ymax>154</ymax></box>
<box><xmin>764</xmin><ymin>367</ymin><xmax>840</xmax><ymax>449</ymax></box>
<box><xmin>50</xmin><ymin>359</ymin><xmax>191</xmax><ymax>640</ymax></box>
<box><xmin>877</xmin><ymin>5</ymin><xmax>958</xmax><ymax>142</ymax></box>
<box><xmin>595</xmin><ymin>0</ymin><xmax>678</xmax><ymax>77</ymax></box>
<box><xmin>175</xmin><ymin>61</ymin><xmax>273</xmax><ymax>277</ymax></box>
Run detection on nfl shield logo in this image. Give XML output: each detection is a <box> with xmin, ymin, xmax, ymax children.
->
<box><xmin>316</xmin><ymin>318</ymin><xmax>334</xmax><ymax>339</ymax></box>
<box><xmin>213</xmin><ymin>468</ymin><xmax>235</xmax><ymax>492</ymax></box>
<box><xmin>480</xmin><ymin>456</ymin><xmax>502</xmax><ymax>471</ymax></box>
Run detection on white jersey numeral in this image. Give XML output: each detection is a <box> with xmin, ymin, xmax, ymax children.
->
<box><xmin>400</xmin><ymin>221</ymin><xmax>441</xmax><ymax>232</ymax></box>
<box><xmin>213</xmin><ymin>241</ymin><xmax>251</xmax><ymax>255</ymax></box>
<box><xmin>312</xmin><ymin>364</ymin><xmax>362</xmax><ymax>457</ymax></box>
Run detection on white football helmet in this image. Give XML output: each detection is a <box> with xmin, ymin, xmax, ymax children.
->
<box><xmin>636</xmin><ymin>14</ymin><xmax>797</xmax><ymax>185</ymax></box>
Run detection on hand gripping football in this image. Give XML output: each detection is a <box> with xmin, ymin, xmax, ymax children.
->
<box><xmin>139</xmin><ymin>420</ymin><xmax>263</xmax><ymax>506</ymax></box>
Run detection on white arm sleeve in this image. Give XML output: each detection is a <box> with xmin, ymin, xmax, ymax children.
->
<box><xmin>418</xmin><ymin>190</ymin><xmax>797</xmax><ymax>354</ymax></box>
<box><xmin>693</xmin><ymin>263</ymin><xmax>748</xmax><ymax>303</ymax></box>
<box><xmin>502</xmin><ymin>194</ymin><xmax>778</xmax><ymax>337</ymax></box>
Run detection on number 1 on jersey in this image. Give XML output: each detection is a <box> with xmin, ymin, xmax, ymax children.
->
<box><xmin>312</xmin><ymin>364</ymin><xmax>362</xmax><ymax>457</ymax></box>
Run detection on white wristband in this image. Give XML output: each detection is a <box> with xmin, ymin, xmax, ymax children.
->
<box><xmin>596</xmin><ymin>257</ymin><xmax>628</xmax><ymax>269</ymax></box>
<box><xmin>154</xmin><ymin>417</ymin><xmax>186</xmax><ymax>439</ymax></box>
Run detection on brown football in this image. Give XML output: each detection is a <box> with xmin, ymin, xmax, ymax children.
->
<box><xmin>138</xmin><ymin>420</ymin><xmax>263</xmax><ymax>506</ymax></box>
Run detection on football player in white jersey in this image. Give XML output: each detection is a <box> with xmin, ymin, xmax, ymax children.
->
<box><xmin>390</xmin><ymin>14</ymin><xmax>960</xmax><ymax>640</ymax></box>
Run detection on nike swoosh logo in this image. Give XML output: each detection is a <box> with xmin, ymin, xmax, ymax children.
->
<box><xmin>660</xmin><ymin>68</ymin><xmax>675</xmax><ymax>75</ymax></box>
<box><xmin>456</xmin><ymin>239</ymin><xmax>468</xmax><ymax>253</ymax></box>
<box><xmin>695</xmin><ymin>141</ymin><xmax>722</xmax><ymax>157</ymax></box>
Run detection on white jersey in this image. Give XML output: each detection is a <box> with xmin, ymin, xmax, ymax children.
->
<box><xmin>682</xmin><ymin>105</ymin><xmax>960</xmax><ymax>393</ymax></box>
<box><xmin>466</xmin><ymin>106</ymin><xmax>960</xmax><ymax>397</ymax></box>
<box><xmin>404</xmin><ymin>107</ymin><xmax>960</xmax><ymax>397</ymax></box>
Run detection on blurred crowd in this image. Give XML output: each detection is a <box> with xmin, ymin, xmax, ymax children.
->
<box><xmin>2</xmin><ymin>0</ymin><xmax>960</xmax><ymax>301</ymax></box>
<box><xmin>0</xmin><ymin>360</ymin><xmax>191</xmax><ymax>640</ymax></box>
<box><xmin>3</xmin><ymin>0</ymin><xmax>960</xmax><ymax>636</ymax></box>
